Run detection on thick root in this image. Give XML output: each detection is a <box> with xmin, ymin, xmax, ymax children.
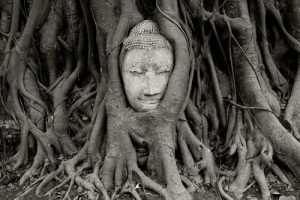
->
<box><xmin>19</xmin><ymin>143</ymin><xmax>46</xmax><ymax>185</ymax></box>
<box><xmin>86</xmin><ymin>161</ymin><xmax>109</xmax><ymax>200</ymax></box>
<box><xmin>228</xmin><ymin>135</ymin><xmax>251</xmax><ymax>199</ymax></box>
<box><xmin>253</xmin><ymin>158</ymin><xmax>271</xmax><ymax>200</ymax></box>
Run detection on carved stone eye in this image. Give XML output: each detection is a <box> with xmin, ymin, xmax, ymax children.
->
<box><xmin>130</xmin><ymin>70</ymin><xmax>144</xmax><ymax>75</ymax></box>
<box><xmin>156</xmin><ymin>70</ymin><xmax>171</xmax><ymax>75</ymax></box>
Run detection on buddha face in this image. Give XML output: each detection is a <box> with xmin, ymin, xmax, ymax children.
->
<box><xmin>122</xmin><ymin>48</ymin><xmax>173</xmax><ymax>112</ymax></box>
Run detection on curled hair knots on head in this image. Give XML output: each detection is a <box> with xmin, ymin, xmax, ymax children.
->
<box><xmin>120</xmin><ymin>20</ymin><xmax>173</xmax><ymax>67</ymax></box>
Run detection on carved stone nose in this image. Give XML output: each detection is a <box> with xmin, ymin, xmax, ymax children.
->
<box><xmin>144</xmin><ymin>84</ymin><xmax>159</xmax><ymax>96</ymax></box>
<box><xmin>144</xmin><ymin>73</ymin><xmax>160</xmax><ymax>96</ymax></box>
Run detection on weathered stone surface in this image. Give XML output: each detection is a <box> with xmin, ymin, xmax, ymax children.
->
<box><xmin>121</xmin><ymin>20</ymin><xmax>173</xmax><ymax>112</ymax></box>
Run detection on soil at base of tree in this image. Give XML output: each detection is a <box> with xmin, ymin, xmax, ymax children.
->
<box><xmin>0</xmin><ymin>152</ymin><xmax>299</xmax><ymax>200</ymax></box>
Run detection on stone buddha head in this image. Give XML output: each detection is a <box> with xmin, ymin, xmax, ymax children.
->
<box><xmin>120</xmin><ymin>20</ymin><xmax>174</xmax><ymax>112</ymax></box>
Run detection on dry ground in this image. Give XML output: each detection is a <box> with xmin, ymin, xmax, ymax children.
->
<box><xmin>0</xmin><ymin>148</ymin><xmax>299</xmax><ymax>200</ymax></box>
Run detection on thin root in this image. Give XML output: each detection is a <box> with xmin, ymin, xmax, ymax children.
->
<box><xmin>218</xmin><ymin>176</ymin><xmax>233</xmax><ymax>200</ymax></box>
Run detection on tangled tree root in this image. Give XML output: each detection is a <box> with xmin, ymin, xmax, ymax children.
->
<box><xmin>217</xmin><ymin>126</ymin><xmax>291</xmax><ymax>200</ymax></box>
<box><xmin>2</xmin><ymin>0</ymin><xmax>300</xmax><ymax>200</ymax></box>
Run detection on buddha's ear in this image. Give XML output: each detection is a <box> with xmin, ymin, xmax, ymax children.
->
<box><xmin>119</xmin><ymin>48</ymin><xmax>127</xmax><ymax>73</ymax></box>
<box><xmin>156</xmin><ymin>0</ymin><xmax>192</xmax><ymax>116</ymax></box>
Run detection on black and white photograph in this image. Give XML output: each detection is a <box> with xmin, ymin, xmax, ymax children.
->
<box><xmin>0</xmin><ymin>0</ymin><xmax>299</xmax><ymax>199</ymax></box>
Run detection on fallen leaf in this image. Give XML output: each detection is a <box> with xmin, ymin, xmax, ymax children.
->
<box><xmin>267</xmin><ymin>173</ymin><xmax>278</xmax><ymax>183</ymax></box>
<box><xmin>270</xmin><ymin>189</ymin><xmax>281</xmax><ymax>195</ymax></box>
<box><xmin>77</xmin><ymin>186</ymin><xmax>83</xmax><ymax>193</ymax></box>
<box><xmin>286</xmin><ymin>185</ymin><xmax>294</xmax><ymax>192</ymax></box>
<box><xmin>135</xmin><ymin>183</ymin><xmax>140</xmax><ymax>189</ymax></box>
<box><xmin>8</xmin><ymin>183</ymin><xmax>15</xmax><ymax>189</ymax></box>
<box><xmin>246</xmin><ymin>196</ymin><xmax>258</xmax><ymax>200</ymax></box>
<box><xmin>87</xmin><ymin>191</ymin><xmax>96</xmax><ymax>200</ymax></box>
<box><xmin>279</xmin><ymin>195</ymin><xmax>296</xmax><ymax>200</ymax></box>
<box><xmin>224</xmin><ymin>185</ymin><xmax>228</xmax><ymax>191</ymax></box>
